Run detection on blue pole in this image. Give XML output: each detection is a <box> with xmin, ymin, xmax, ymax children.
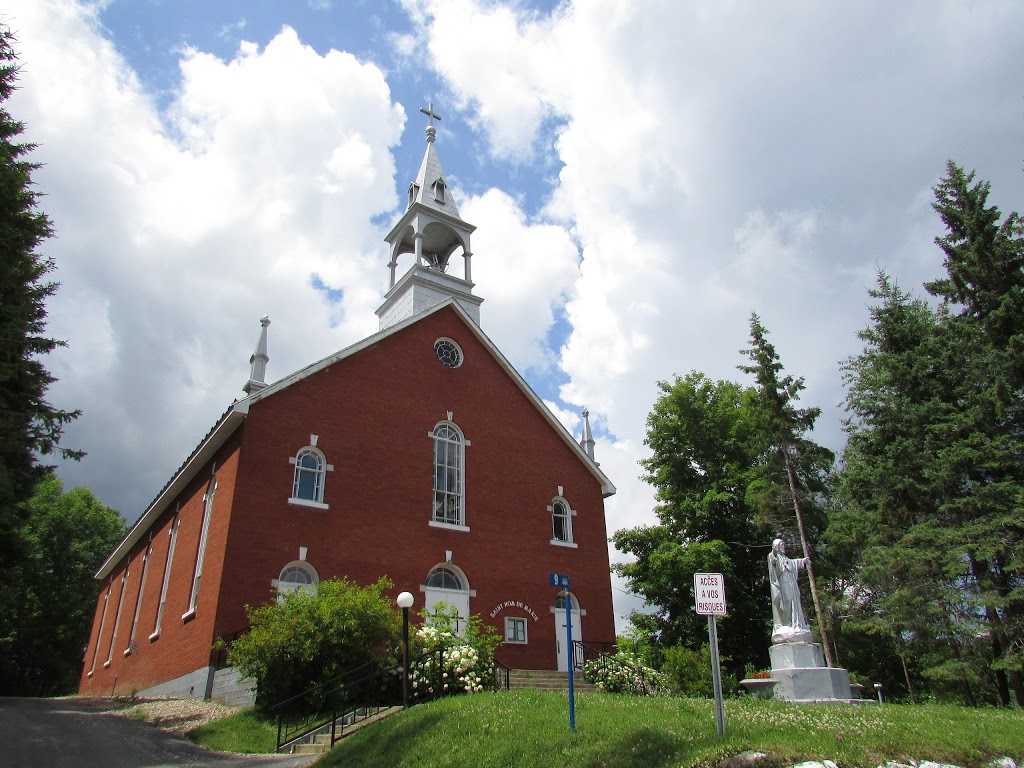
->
<box><xmin>565</xmin><ymin>591</ymin><xmax>575</xmax><ymax>732</ymax></box>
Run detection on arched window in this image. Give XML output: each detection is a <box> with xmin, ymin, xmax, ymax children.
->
<box><xmin>551</xmin><ymin>498</ymin><xmax>573</xmax><ymax>544</ymax></box>
<box><xmin>426</xmin><ymin>566</ymin><xmax>464</xmax><ymax>591</ymax></box>
<box><xmin>274</xmin><ymin>561</ymin><xmax>319</xmax><ymax>600</ymax></box>
<box><xmin>554</xmin><ymin>593</ymin><xmax>580</xmax><ymax>611</ymax></box>
<box><xmin>432</xmin><ymin>423</ymin><xmax>464</xmax><ymax>526</ymax></box>
<box><xmin>291</xmin><ymin>447</ymin><xmax>326</xmax><ymax>503</ymax></box>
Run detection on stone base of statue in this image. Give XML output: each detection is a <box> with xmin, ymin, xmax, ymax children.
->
<box><xmin>767</xmin><ymin>641</ymin><xmax>855</xmax><ymax>703</ymax></box>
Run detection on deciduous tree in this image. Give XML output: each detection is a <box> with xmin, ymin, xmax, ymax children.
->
<box><xmin>0</xmin><ymin>472</ymin><xmax>125</xmax><ymax>695</ymax></box>
<box><xmin>612</xmin><ymin>373</ymin><xmax>771</xmax><ymax>676</ymax></box>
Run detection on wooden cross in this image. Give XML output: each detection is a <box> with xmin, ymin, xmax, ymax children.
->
<box><xmin>420</xmin><ymin>102</ymin><xmax>442</xmax><ymax>128</ymax></box>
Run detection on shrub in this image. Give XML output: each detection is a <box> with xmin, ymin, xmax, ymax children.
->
<box><xmin>661</xmin><ymin>643</ymin><xmax>739</xmax><ymax>697</ymax></box>
<box><xmin>227</xmin><ymin>576</ymin><xmax>401</xmax><ymax>710</ymax></box>
<box><xmin>581</xmin><ymin>649</ymin><xmax>670</xmax><ymax>695</ymax></box>
<box><xmin>410</xmin><ymin>602</ymin><xmax>501</xmax><ymax>697</ymax></box>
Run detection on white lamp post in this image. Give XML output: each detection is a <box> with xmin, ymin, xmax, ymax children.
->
<box><xmin>397</xmin><ymin>591</ymin><xmax>415</xmax><ymax>708</ymax></box>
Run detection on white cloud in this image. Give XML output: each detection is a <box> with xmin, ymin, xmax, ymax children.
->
<box><xmin>461</xmin><ymin>187</ymin><xmax>579</xmax><ymax>374</ymax></box>
<box><xmin>405</xmin><ymin>0</ymin><xmax>1024</xmax><ymax>628</ymax></box>
<box><xmin>10</xmin><ymin>1</ymin><xmax>405</xmax><ymax>514</ymax></box>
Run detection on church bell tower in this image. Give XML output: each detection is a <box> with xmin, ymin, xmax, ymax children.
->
<box><xmin>376</xmin><ymin>104</ymin><xmax>482</xmax><ymax>330</ymax></box>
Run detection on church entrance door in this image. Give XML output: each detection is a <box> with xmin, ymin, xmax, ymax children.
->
<box><xmin>554</xmin><ymin>598</ymin><xmax>582</xmax><ymax>672</ymax></box>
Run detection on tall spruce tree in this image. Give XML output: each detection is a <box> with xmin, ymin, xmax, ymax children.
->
<box><xmin>0</xmin><ymin>28</ymin><xmax>82</xmax><ymax>573</ymax></box>
<box><xmin>739</xmin><ymin>314</ymin><xmax>836</xmax><ymax>666</ymax></box>
<box><xmin>837</xmin><ymin>161</ymin><xmax>1024</xmax><ymax>706</ymax></box>
<box><xmin>924</xmin><ymin>162</ymin><xmax>1024</xmax><ymax>705</ymax></box>
<box><xmin>837</xmin><ymin>274</ymin><xmax>988</xmax><ymax>704</ymax></box>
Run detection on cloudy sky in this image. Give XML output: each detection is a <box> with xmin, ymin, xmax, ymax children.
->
<box><xmin>8</xmin><ymin>0</ymin><xmax>1022</xmax><ymax>629</ymax></box>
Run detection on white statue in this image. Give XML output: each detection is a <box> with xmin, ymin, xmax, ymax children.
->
<box><xmin>768</xmin><ymin>538</ymin><xmax>813</xmax><ymax>644</ymax></box>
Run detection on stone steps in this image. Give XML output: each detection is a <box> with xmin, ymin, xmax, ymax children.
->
<box><xmin>288</xmin><ymin>705</ymin><xmax>403</xmax><ymax>754</ymax></box>
<box><xmin>508</xmin><ymin>669</ymin><xmax>596</xmax><ymax>693</ymax></box>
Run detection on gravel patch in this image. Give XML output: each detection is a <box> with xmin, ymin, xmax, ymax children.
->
<box><xmin>105</xmin><ymin>697</ymin><xmax>241</xmax><ymax>734</ymax></box>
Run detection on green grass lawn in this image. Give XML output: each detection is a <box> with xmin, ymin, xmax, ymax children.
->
<box><xmin>187</xmin><ymin>708</ymin><xmax>279</xmax><ymax>754</ymax></box>
<box><xmin>309</xmin><ymin>689</ymin><xmax>1024</xmax><ymax>768</ymax></box>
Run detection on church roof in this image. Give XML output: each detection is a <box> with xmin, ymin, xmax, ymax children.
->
<box><xmin>95</xmin><ymin>300</ymin><xmax>615</xmax><ymax>580</ymax></box>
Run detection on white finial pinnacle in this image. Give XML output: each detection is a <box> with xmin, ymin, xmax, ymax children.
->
<box><xmin>580</xmin><ymin>407</ymin><xmax>596</xmax><ymax>462</ymax></box>
<box><xmin>243</xmin><ymin>315</ymin><xmax>271</xmax><ymax>395</ymax></box>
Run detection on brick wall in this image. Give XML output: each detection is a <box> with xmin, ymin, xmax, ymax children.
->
<box><xmin>217</xmin><ymin>306</ymin><xmax>615</xmax><ymax>670</ymax></box>
<box><xmin>80</xmin><ymin>304</ymin><xmax>616</xmax><ymax>696</ymax></box>
<box><xmin>79</xmin><ymin>435</ymin><xmax>242</xmax><ymax>696</ymax></box>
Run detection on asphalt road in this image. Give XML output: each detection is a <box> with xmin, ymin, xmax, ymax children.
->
<box><xmin>0</xmin><ymin>698</ymin><xmax>319</xmax><ymax>768</ymax></box>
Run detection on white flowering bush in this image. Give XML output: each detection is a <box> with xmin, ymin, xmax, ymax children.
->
<box><xmin>582</xmin><ymin>649</ymin><xmax>670</xmax><ymax>695</ymax></box>
<box><xmin>409</xmin><ymin>603</ymin><xmax>500</xmax><ymax>699</ymax></box>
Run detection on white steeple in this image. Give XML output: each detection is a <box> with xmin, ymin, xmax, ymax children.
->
<box><xmin>243</xmin><ymin>315</ymin><xmax>270</xmax><ymax>395</ymax></box>
<box><xmin>376</xmin><ymin>103</ymin><xmax>482</xmax><ymax>330</ymax></box>
<box><xmin>580</xmin><ymin>408</ymin><xmax>596</xmax><ymax>463</ymax></box>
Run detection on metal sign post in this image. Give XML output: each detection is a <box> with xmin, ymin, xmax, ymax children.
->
<box><xmin>549</xmin><ymin>573</ymin><xmax>575</xmax><ymax>732</ymax></box>
<box><xmin>694</xmin><ymin>573</ymin><xmax>727</xmax><ymax>738</ymax></box>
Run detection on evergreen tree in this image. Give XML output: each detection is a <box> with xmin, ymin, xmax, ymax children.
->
<box><xmin>0</xmin><ymin>28</ymin><xmax>81</xmax><ymax>573</ymax></box>
<box><xmin>739</xmin><ymin>313</ymin><xmax>837</xmax><ymax>665</ymax></box>
<box><xmin>924</xmin><ymin>162</ymin><xmax>1024</xmax><ymax>705</ymax></box>
<box><xmin>836</xmin><ymin>158</ymin><xmax>1024</xmax><ymax>706</ymax></box>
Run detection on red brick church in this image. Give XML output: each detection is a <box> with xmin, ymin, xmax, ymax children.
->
<box><xmin>78</xmin><ymin>107</ymin><xmax>617</xmax><ymax>701</ymax></box>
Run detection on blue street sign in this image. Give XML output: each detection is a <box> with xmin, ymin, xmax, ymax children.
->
<box><xmin>548</xmin><ymin>572</ymin><xmax>571</xmax><ymax>588</ymax></box>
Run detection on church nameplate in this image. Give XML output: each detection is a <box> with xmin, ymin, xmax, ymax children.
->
<box><xmin>489</xmin><ymin>600</ymin><xmax>540</xmax><ymax>622</ymax></box>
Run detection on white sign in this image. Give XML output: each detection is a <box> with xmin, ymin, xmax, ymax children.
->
<box><xmin>693</xmin><ymin>573</ymin><xmax>727</xmax><ymax>615</ymax></box>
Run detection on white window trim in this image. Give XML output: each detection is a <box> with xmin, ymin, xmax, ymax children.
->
<box><xmin>185</xmin><ymin>477</ymin><xmax>216</xmax><ymax>618</ymax></box>
<box><xmin>272</xmin><ymin>560</ymin><xmax>320</xmax><ymax>600</ymax></box>
<box><xmin>105</xmin><ymin>561</ymin><xmax>129</xmax><ymax>666</ymax></box>
<box><xmin>89</xmin><ymin>582</ymin><xmax>112</xmax><ymax>676</ymax></box>
<box><xmin>288</xmin><ymin>445</ymin><xmax>333</xmax><ymax>507</ymax></box>
<box><xmin>428</xmin><ymin>520</ymin><xmax>471</xmax><ymax>532</ymax></box>
<box><xmin>430</xmin><ymin>421</ymin><xmax>467</xmax><ymax>527</ymax></box>
<box><xmin>126</xmin><ymin>538</ymin><xmax>152</xmax><ymax>654</ymax></box>
<box><xmin>287</xmin><ymin>497</ymin><xmax>329</xmax><ymax>510</ymax></box>
<box><xmin>549</xmin><ymin>495</ymin><xmax>577</xmax><ymax>546</ymax></box>
<box><xmin>151</xmin><ymin>514</ymin><xmax>179</xmax><ymax>641</ymax></box>
<box><xmin>505</xmin><ymin>616</ymin><xmax>528</xmax><ymax>644</ymax></box>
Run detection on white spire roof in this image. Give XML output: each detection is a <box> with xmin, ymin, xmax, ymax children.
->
<box><xmin>580</xmin><ymin>407</ymin><xmax>596</xmax><ymax>463</ymax></box>
<box><xmin>243</xmin><ymin>315</ymin><xmax>270</xmax><ymax>395</ymax></box>
<box><xmin>407</xmin><ymin>103</ymin><xmax>463</xmax><ymax>219</ymax></box>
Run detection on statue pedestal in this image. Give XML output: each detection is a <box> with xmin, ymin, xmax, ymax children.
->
<box><xmin>768</xmin><ymin>642</ymin><xmax>854</xmax><ymax>703</ymax></box>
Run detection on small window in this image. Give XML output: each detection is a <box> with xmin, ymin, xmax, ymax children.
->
<box><xmin>433</xmin><ymin>180</ymin><xmax>446</xmax><ymax>203</ymax></box>
<box><xmin>434</xmin><ymin>338</ymin><xmax>463</xmax><ymax>368</ymax></box>
<box><xmin>292</xmin><ymin>448</ymin><xmax>325</xmax><ymax>502</ymax></box>
<box><xmin>432</xmin><ymin>423</ymin><xmax>465</xmax><ymax>526</ymax></box>
<box><xmin>505</xmin><ymin>617</ymin><xmax>528</xmax><ymax>644</ymax></box>
<box><xmin>408</xmin><ymin>183</ymin><xmax>419</xmax><ymax>208</ymax></box>
<box><xmin>275</xmin><ymin>561</ymin><xmax>319</xmax><ymax>600</ymax></box>
<box><xmin>426</xmin><ymin>566</ymin><xmax>464</xmax><ymax>591</ymax></box>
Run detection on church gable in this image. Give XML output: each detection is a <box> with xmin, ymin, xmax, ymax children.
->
<box><xmin>80</xmin><ymin>102</ymin><xmax>617</xmax><ymax>698</ymax></box>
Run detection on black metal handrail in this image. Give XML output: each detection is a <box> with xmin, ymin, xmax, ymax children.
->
<box><xmin>573</xmin><ymin>640</ymin><xmax>657</xmax><ymax>696</ymax></box>
<box><xmin>273</xmin><ymin>642</ymin><xmax>501</xmax><ymax>753</ymax></box>
<box><xmin>492</xmin><ymin>658</ymin><xmax>511</xmax><ymax>692</ymax></box>
<box><xmin>272</xmin><ymin>656</ymin><xmax>398</xmax><ymax>751</ymax></box>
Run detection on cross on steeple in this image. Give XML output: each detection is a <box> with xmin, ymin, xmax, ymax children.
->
<box><xmin>420</xmin><ymin>102</ymin><xmax>442</xmax><ymax>143</ymax></box>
